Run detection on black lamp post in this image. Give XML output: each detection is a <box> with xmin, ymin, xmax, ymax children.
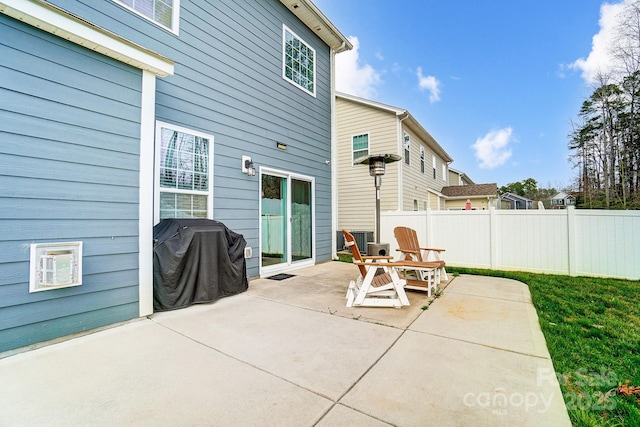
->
<box><xmin>355</xmin><ymin>154</ymin><xmax>402</xmax><ymax>253</ymax></box>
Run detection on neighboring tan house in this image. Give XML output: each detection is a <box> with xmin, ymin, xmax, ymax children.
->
<box><xmin>335</xmin><ymin>92</ymin><xmax>453</xmax><ymax>239</ymax></box>
<box><xmin>448</xmin><ymin>167</ymin><xmax>475</xmax><ymax>186</ymax></box>
<box><xmin>500</xmin><ymin>192</ymin><xmax>534</xmax><ymax>209</ymax></box>
<box><xmin>0</xmin><ymin>0</ymin><xmax>350</xmax><ymax>353</ymax></box>
<box><xmin>551</xmin><ymin>191</ymin><xmax>576</xmax><ymax>209</ymax></box>
<box><xmin>441</xmin><ymin>184</ymin><xmax>498</xmax><ymax>210</ymax></box>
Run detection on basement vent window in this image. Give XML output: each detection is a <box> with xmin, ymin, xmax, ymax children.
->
<box><xmin>29</xmin><ymin>242</ymin><xmax>82</xmax><ymax>293</ymax></box>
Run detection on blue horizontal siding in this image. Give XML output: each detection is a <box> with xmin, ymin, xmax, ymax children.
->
<box><xmin>0</xmin><ymin>236</ymin><xmax>139</xmax><ymax>265</ymax></box>
<box><xmin>0</xmin><ymin>303</ymin><xmax>139</xmax><ymax>353</ymax></box>
<box><xmin>6</xmin><ymin>0</ymin><xmax>335</xmax><ymax>304</ymax></box>
<box><xmin>1</xmin><ymin>270</ymin><xmax>138</xmax><ymax>309</ymax></box>
<box><xmin>0</xmin><ymin>252</ymin><xmax>138</xmax><ymax>289</ymax></box>
<box><xmin>51</xmin><ymin>1</ymin><xmax>334</xmax><ymax>264</ymax></box>
<box><xmin>2</xmin><ymin>284</ymin><xmax>139</xmax><ymax>329</ymax></box>
<box><xmin>0</xmin><ymin>198</ymin><xmax>138</xmax><ymax>220</ymax></box>
<box><xmin>0</xmin><ymin>110</ymin><xmax>139</xmax><ymax>155</ymax></box>
<box><xmin>0</xmin><ymin>176</ymin><xmax>139</xmax><ymax>203</ymax></box>
<box><xmin>0</xmin><ymin>15</ymin><xmax>143</xmax><ymax>352</ymax></box>
<box><xmin>0</xmin><ymin>220</ymin><xmax>139</xmax><ymax>241</ymax></box>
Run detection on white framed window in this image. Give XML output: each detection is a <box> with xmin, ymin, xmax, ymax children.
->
<box><xmin>352</xmin><ymin>133</ymin><xmax>369</xmax><ymax>165</ymax></box>
<box><xmin>413</xmin><ymin>199</ymin><xmax>418</xmax><ymax>211</ymax></box>
<box><xmin>155</xmin><ymin>122</ymin><xmax>214</xmax><ymax>222</ymax></box>
<box><xmin>420</xmin><ymin>146</ymin><xmax>425</xmax><ymax>173</ymax></box>
<box><xmin>283</xmin><ymin>25</ymin><xmax>316</xmax><ymax>96</ymax></box>
<box><xmin>403</xmin><ymin>132</ymin><xmax>410</xmax><ymax>165</ymax></box>
<box><xmin>114</xmin><ymin>0</ymin><xmax>180</xmax><ymax>33</ymax></box>
<box><xmin>432</xmin><ymin>155</ymin><xmax>436</xmax><ymax>179</ymax></box>
<box><xmin>442</xmin><ymin>163</ymin><xmax>447</xmax><ymax>181</ymax></box>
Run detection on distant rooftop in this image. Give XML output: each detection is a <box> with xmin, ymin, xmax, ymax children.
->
<box><xmin>441</xmin><ymin>183</ymin><xmax>498</xmax><ymax>198</ymax></box>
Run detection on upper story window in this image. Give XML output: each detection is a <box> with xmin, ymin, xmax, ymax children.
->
<box><xmin>403</xmin><ymin>133</ymin><xmax>410</xmax><ymax>165</ymax></box>
<box><xmin>442</xmin><ymin>163</ymin><xmax>447</xmax><ymax>181</ymax></box>
<box><xmin>283</xmin><ymin>25</ymin><xmax>316</xmax><ymax>96</ymax></box>
<box><xmin>352</xmin><ymin>133</ymin><xmax>369</xmax><ymax>164</ymax></box>
<box><xmin>432</xmin><ymin>155</ymin><xmax>436</xmax><ymax>179</ymax></box>
<box><xmin>115</xmin><ymin>0</ymin><xmax>180</xmax><ymax>33</ymax></box>
<box><xmin>420</xmin><ymin>147</ymin><xmax>425</xmax><ymax>173</ymax></box>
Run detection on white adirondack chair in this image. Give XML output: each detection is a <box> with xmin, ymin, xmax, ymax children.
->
<box><xmin>342</xmin><ymin>230</ymin><xmax>410</xmax><ymax>308</ymax></box>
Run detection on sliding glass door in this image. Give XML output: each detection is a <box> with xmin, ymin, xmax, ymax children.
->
<box><xmin>291</xmin><ymin>178</ymin><xmax>312</xmax><ymax>261</ymax></box>
<box><xmin>261</xmin><ymin>171</ymin><xmax>314</xmax><ymax>274</ymax></box>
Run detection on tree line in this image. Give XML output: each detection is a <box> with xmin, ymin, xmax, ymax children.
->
<box><xmin>568</xmin><ymin>0</ymin><xmax>640</xmax><ymax>209</ymax></box>
<box><xmin>569</xmin><ymin>72</ymin><xmax>640</xmax><ymax>209</ymax></box>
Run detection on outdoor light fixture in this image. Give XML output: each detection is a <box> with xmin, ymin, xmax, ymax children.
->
<box><xmin>355</xmin><ymin>153</ymin><xmax>402</xmax><ymax>253</ymax></box>
<box><xmin>241</xmin><ymin>155</ymin><xmax>256</xmax><ymax>176</ymax></box>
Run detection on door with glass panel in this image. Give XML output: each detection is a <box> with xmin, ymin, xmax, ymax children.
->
<box><xmin>261</xmin><ymin>171</ymin><xmax>314</xmax><ymax>273</ymax></box>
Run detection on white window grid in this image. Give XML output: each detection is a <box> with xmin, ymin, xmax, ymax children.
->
<box><xmin>283</xmin><ymin>25</ymin><xmax>316</xmax><ymax>96</ymax></box>
<box><xmin>352</xmin><ymin>133</ymin><xmax>369</xmax><ymax>165</ymax></box>
<box><xmin>155</xmin><ymin>121</ymin><xmax>214</xmax><ymax>222</ymax></box>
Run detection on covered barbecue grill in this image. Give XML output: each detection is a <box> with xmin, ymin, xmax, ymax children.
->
<box><xmin>153</xmin><ymin>219</ymin><xmax>248</xmax><ymax>311</ymax></box>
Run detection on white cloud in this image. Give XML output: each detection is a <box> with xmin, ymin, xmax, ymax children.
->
<box><xmin>569</xmin><ymin>0</ymin><xmax>627</xmax><ymax>84</ymax></box>
<box><xmin>472</xmin><ymin>127</ymin><xmax>514</xmax><ymax>169</ymax></box>
<box><xmin>335</xmin><ymin>36</ymin><xmax>382</xmax><ymax>98</ymax></box>
<box><xmin>416</xmin><ymin>67</ymin><xmax>441</xmax><ymax>103</ymax></box>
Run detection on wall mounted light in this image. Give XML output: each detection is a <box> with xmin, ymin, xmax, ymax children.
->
<box><xmin>241</xmin><ymin>155</ymin><xmax>256</xmax><ymax>176</ymax></box>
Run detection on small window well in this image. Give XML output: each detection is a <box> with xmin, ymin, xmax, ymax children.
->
<box><xmin>30</xmin><ymin>242</ymin><xmax>82</xmax><ymax>292</ymax></box>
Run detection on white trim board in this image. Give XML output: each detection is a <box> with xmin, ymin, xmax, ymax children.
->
<box><xmin>0</xmin><ymin>0</ymin><xmax>174</xmax><ymax>76</ymax></box>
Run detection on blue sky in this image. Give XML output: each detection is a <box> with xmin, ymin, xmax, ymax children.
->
<box><xmin>314</xmin><ymin>0</ymin><xmax>627</xmax><ymax>189</ymax></box>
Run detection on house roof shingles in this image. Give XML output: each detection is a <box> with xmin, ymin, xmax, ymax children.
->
<box><xmin>441</xmin><ymin>183</ymin><xmax>498</xmax><ymax>198</ymax></box>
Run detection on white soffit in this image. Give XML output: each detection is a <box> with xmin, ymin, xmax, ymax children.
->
<box><xmin>0</xmin><ymin>0</ymin><xmax>174</xmax><ymax>77</ymax></box>
<box><xmin>279</xmin><ymin>0</ymin><xmax>352</xmax><ymax>52</ymax></box>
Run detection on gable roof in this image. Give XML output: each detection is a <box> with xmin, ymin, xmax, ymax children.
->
<box><xmin>441</xmin><ymin>184</ymin><xmax>498</xmax><ymax>199</ymax></box>
<box><xmin>552</xmin><ymin>191</ymin><xmax>575</xmax><ymax>200</ymax></box>
<box><xmin>336</xmin><ymin>92</ymin><xmax>453</xmax><ymax>163</ymax></box>
<box><xmin>448</xmin><ymin>167</ymin><xmax>475</xmax><ymax>185</ymax></box>
<box><xmin>279</xmin><ymin>0</ymin><xmax>352</xmax><ymax>52</ymax></box>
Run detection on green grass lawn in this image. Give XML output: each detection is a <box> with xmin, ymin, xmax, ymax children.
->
<box><xmin>336</xmin><ymin>254</ymin><xmax>640</xmax><ymax>425</ymax></box>
<box><xmin>448</xmin><ymin>267</ymin><xmax>640</xmax><ymax>427</ymax></box>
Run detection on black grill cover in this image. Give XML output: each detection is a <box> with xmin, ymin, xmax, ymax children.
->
<box><xmin>153</xmin><ymin>219</ymin><xmax>248</xmax><ymax>311</ymax></box>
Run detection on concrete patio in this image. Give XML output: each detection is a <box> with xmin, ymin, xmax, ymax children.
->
<box><xmin>0</xmin><ymin>261</ymin><xmax>571</xmax><ymax>426</ymax></box>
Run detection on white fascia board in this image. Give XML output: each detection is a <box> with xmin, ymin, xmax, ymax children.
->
<box><xmin>402</xmin><ymin>113</ymin><xmax>454</xmax><ymax>163</ymax></box>
<box><xmin>427</xmin><ymin>188</ymin><xmax>444</xmax><ymax>197</ymax></box>
<box><xmin>337</xmin><ymin>92</ymin><xmax>454</xmax><ymax>164</ymax></box>
<box><xmin>337</xmin><ymin>92</ymin><xmax>405</xmax><ymax>115</ymax></box>
<box><xmin>0</xmin><ymin>0</ymin><xmax>174</xmax><ymax>77</ymax></box>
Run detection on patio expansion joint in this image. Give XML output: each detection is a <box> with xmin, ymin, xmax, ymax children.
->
<box><xmin>148</xmin><ymin>317</ymin><xmax>337</xmax><ymax>402</ymax></box>
<box><xmin>243</xmin><ymin>294</ymin><xmax>415</xmax><ymax>331</ymax></box>
<box><xmin>314</xmin><ymin>326</ymin><xmax>410</xmax><ymax>426</ymax></box>
<box><xmin>408</xmin><ymin>328</ymin><xmax>551</xmax><ymax>361</ymax></box>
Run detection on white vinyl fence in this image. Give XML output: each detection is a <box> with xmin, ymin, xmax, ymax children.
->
<box><xmin>380</xmin><ymin>207</ymin><xmax>640</xmax><ymax>280</ymax></box>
